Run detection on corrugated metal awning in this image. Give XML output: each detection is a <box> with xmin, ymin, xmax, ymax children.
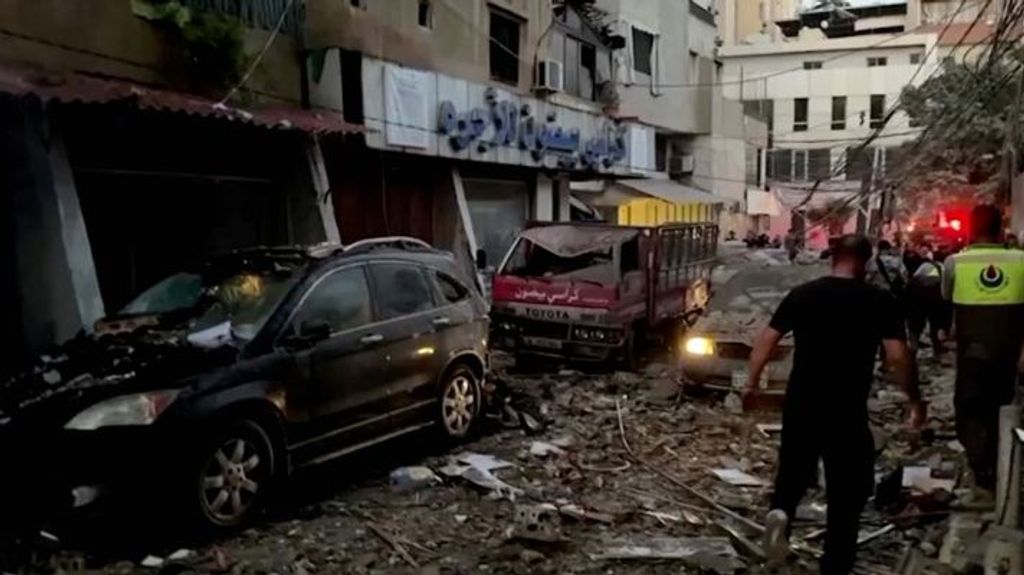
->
<box><xmin>0</xmin><ymin>65</ymin><xmax>364</xmax><ymax>135</ymax></box>
<box><xmin>619</xmin><ymin>179</ymin><xmax>727</xmax><ymax>204</ymax></box>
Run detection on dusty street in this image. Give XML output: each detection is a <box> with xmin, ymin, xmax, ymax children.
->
<box><xmin>19</xmin><ymin>345</ymin><xmax>961</xmax><ymax>575</ymax></box>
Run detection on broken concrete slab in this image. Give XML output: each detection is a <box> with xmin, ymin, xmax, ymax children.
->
<box><xmin>591</xmin><ymin>536</ymin><xmax>742</xmax><ymax>572</ymax></box>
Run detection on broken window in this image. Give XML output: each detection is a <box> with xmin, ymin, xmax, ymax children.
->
<box><xmin>371</xmin><ymin>264</ymin><xmax>436</xmax><ymax>320</ymax></box>
<box><xmin>793</xmin><ymin>98</ymin><xmax>808</xmax><ymax>132</ymax></box>
<box><xmin>870</xmin><ymin>94</ymin><xmax>886</xmax><ymax>129</ymax></box>
<box><xmin>632</xmin><ymin>28</ymin><xmax>654</xmax><ymax>75</ymax></box>
<box><xmin>293</xmin><ymin>266</ymin><xmax>371</xmax><ymax>335</ymax></box>
<box><xmin>418</xmin><ymin>0</ymin><xmax>432</xmax><ymax>29</ymax></box>
<box><xmin>793</xmin><ymin>149</ymin><xmax>808</xmax><ymax>181</ymax></box>
<box><xmin>490</xmin><ymin>8</ymin><xmax>521</xmax><ymax>85</ymax></box>
<box><xmin>433</xmin><ymin>271</ymin><xmax>470</xmax><ymax>304</ymax></box>
<box><xmin>832</xmin><ymin>96</ymin><xmax>846</xmax><ymax>130</ymax></box>
<box><xmin>808</xmin><ymin>149</ymin><xmax>831</xmax><ymax>180</ymax></box>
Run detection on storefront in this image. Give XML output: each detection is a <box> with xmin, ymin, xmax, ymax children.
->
<box><xmin>328</xmin><ymin>56</ymin><xmax>655</xmax><ymax>269</ymax></box>
<box><xmin>0</xmin><ymin>69</ymin><xmax>361</xmax><ymax>367</ymax></box>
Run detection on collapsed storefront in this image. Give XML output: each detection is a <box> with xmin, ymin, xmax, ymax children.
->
<box><xmin>0</xmin><ymin>68</ymin><xmax>362</xmax><ymax>370</ymax></box>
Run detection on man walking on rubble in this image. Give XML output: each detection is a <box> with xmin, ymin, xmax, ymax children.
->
<box><xmin>941</xmin><ymin>204</ymin><xmax>1024</xmax><ymax>495</ymax></box>
<box><xmin>745</xmin><ymin>234</ymin><xmax>924</xmax><ymax>574</ymax></box>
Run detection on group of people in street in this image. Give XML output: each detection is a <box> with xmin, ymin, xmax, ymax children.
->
<box><xmin>744</xmin><ymin>204</ymin><xmax>1024</xmax><ymax>573</ymax></box>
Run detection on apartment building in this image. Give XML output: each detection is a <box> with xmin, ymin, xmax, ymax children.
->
<box><xmin>577</xmin><ymin>0</ymin><xmax>768</xmax><ymax>236</ymax></box>
<box><xmin>715</xmin><ymin>0</ymin><xmax>997</xmax><ymax>244</ymax></box>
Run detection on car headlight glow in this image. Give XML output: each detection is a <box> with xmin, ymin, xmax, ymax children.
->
<box><xmin>684</xmin><ymin>336</ymin><xmax>716</xmax><ymax>356</ymax></box>
<box><xmin>64</xmin><ymin>389</ymin><xmax>181</xmax><ymax>430</ymax></box>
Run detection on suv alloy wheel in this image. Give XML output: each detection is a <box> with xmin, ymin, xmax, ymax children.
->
<box><xmin>438</xmin><ymin>366</ymin><xmax>480</xmax><ymax>439</ymax></box>
<box><xmin>194</xmin><ymin>419</ymin><xmax>276</xmax><ymax>530</ymax></box>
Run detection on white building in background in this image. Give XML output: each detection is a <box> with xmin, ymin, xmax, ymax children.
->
<box><xmin>574</xmin><ymin>0</ymin><xmax>768</xmax><ymax>237</ymax></box>
<box><xmin>714</xmin><ymin>0</ymin><xmax>1003</xmax><ymax>246</ymax></box>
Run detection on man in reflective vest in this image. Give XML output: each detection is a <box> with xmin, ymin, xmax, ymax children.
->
<box><xmin>942</xmin><ymin>204</ymin><xmax>1024</xmax><ymax>491</ymax></box>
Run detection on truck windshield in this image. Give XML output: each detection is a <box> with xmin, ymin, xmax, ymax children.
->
<box><xmin>503</xmin><ymin>239</ymin><xmax>615</xmax><ymax>284</ymax></box>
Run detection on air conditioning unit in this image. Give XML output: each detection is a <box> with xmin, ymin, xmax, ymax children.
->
<box><xmin>536</xmin><ymin>59</ymin><xmax>564</xmax><ymax>92</ymax></box>
<box><xmin>669</xmin><ymin>154</ymin><xmax>695</xmax><ymax>175</ymax></box>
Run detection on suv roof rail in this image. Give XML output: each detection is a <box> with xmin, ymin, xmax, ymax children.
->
<box><xmin>342</xmin><ymin>236</ymin><xmax>433</xmax><ymax>254</ymax></box>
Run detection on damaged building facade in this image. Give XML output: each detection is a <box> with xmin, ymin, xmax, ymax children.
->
<box><xmin>0</xmin><ymin>0</ymin><xmax>657</xmax><ymax>370</ymax></box>
<box><xmin>304</xmin><ymin>0</ymin><xmax>655</xmax><ymax>274</ymax></box>
<box><xmin>0</xmin><ymin>0</ymin><xmax>363</xmax><ymax>369</ymax></box>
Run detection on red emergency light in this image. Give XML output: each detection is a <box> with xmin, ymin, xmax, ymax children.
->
<box><xmin>949</xmin><ymin>219</ymin><xmax>962</xmax><ymax>232</ymax></box>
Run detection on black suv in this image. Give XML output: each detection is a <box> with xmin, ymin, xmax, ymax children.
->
<box><xmin>0</xmin><ymin>238</ymin><xmax>489</xmax><ymax>531</ymax></box>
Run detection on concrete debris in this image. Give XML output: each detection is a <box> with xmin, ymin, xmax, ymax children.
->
<box><xmin>558</xmin><ymin>504</ymin><xmax>614</xmax><ymax>524</ymax></box>
<box><xmin>167</xmin><ymin>549</ymin><xmax>194</xmax><ymax>561</ymax></box>
<box><xmin>389</xmin><ymin>466</ymin><xmax>442</xmax><ymax>491</ymax></box>
<box><xmin>591</xmin><ymin>536</ymin><xmax>741</xmax><ymax>571</ymax></box>
<box><xmin>723</xmin><ymin>392</ymin><xmax>743</xmax><ymax>414</ymax></box>
<box><xmin>1</xmin><ymin>322</ymin><xmax>971</xmax><ymax>575</ymax></box>
<box><xmin>528</xmin><ymin>441</ymin><xmax>566</xmax><ymax>457</ymax></box>
<box><xmin>902</xmin><ymin>466</ymin><xmax>956</xmax><ymax>494</ymax></box>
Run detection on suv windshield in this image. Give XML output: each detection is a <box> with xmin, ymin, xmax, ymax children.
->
<box><xmin>118</xmin><ymin>266</ymin><xmax>301</xmax><ymax>342</ymax></box>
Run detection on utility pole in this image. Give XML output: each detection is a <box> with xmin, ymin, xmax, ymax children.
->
<box><xmin>1009</xmin><ymin>66</ymin><xmax>1024</xmax><ymax>235</ymax></box>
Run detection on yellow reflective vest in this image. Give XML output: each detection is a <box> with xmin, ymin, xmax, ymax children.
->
<box><xmin>943</xmin><ymin>245</ymin><xmax>1024</xmax><ymax>306</ymax></box>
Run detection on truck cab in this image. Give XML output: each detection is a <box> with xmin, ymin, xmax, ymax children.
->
<box><xmin>490</xmin><ymin>222</ymin><xmax>717</xmax><ymax>367</ymax></box>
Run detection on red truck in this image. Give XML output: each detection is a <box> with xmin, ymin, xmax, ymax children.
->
<box><xmin>489</xmin><ymin>221</ymin><xmax>718</xmax><ymax>367</ymax></box>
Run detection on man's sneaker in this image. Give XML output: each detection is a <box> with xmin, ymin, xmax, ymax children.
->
<box><xmin>762</xmin><ymin>508</ymin><xmax>790</xmax><ymax>564</ymax></box>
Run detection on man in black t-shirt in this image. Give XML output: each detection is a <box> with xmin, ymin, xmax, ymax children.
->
<box><xmin>745</xmin><ymin>234</ymin><xmax>924</xmax><ymax>574</ymax></box>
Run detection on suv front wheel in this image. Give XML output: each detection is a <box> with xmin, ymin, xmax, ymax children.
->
<box><xmin>192</xmin><ymin>419</ymin><xmax>276</xmax><ymax>531</ymax></box>
<box><xmin>438</xmin><ymin>366</ymin><xmax>481</xmax><ymax>440</ymax></box>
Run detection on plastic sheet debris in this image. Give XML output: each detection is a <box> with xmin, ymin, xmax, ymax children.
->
<box><xmin>441</xmin><ymin>452</ymin><xmax>522</xmax><ymax>499</ymax></box>
<box><xmin>710</xmin><ymin>468</ymin><xmax>769</xmax><ymax>487</ymax></box>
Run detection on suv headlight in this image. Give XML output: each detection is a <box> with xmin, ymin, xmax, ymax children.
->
<box><xmin>64</xmin><ymin>390</ymin><xmax>181</xmax><ymax>430</ymax></box>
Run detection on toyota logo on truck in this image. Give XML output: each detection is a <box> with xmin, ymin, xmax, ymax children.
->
<box><xmin>525</xmin><ymin>308</ymin><xmax>570</xmax><ymax>320</ymax></box>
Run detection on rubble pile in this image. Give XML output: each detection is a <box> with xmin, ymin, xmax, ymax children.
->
<box><xmin>14</xmin><ymin>350</ymin><xmax>968</xmax><ymax>575</ymax></box>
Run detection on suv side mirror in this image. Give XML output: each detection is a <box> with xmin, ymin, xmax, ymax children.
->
<box><xmin>296</xmin><ymin>318</ymin><xmax>332</xmax><ymax>344</ymax></box>
<box><xmin>475</xmin><ymin>248</ymin><xmax>488</xmax><ymax>270</ymax></box>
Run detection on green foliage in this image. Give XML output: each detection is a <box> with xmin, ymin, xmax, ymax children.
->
<box><xmin>134</xmin><ymin>0</ymin><xmax>251</xmax><ymax>94</ymax></box>
<box><xmin>178</xmin><ymin>12</ymin><xmax>251</xmax><ymax>92</ymax></box>
<box><xmin>898</xmin><ymin>56</ymin><xmax>1024</xmax><ymax>204</ymax></box>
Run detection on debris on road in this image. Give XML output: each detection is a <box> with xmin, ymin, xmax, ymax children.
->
<box><xmin>388</xmin><ymin>466</ymin><xmax>442</xmax><ymax>491</ymax></box>
<box><xmin>1</xmin><ymin>345</ymin><xmax>972</xmax><ymax>575</ymax></box>
<box><xmin>710</xmin><ymin>468</ymin><xmax>770</xmax><ymax>487</ymax></box>
<box><xmin>591</xmin><ymin>536</ymin><xmax>742</xmax><ymax>571</ymax></box>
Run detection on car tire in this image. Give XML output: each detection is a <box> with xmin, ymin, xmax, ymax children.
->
<box><xmin>190</xmin><ymin>419</ymin><xmax>276</xmax><ymax>532</ymax></box>
<box><xmin>437</xmin><ymin>366</ymin><xmax>481</xmax><ymax>440</ymax></box>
